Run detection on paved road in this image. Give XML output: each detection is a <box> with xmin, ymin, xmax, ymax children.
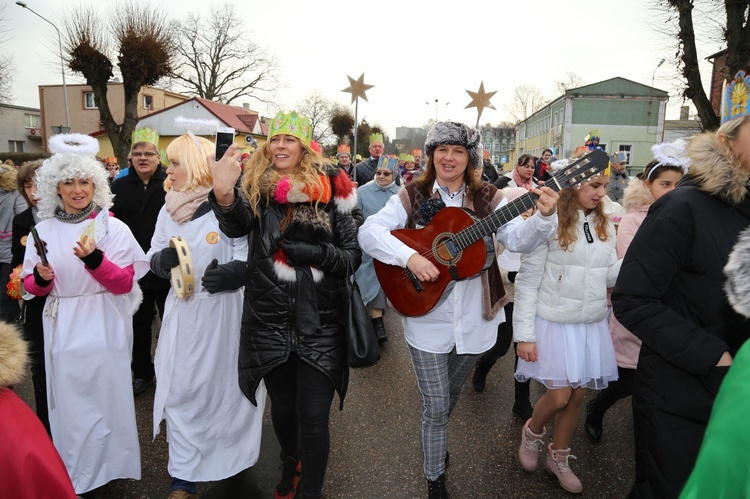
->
<box><xmin>14</xmin><ymin>312</ymin><xmax>635</xmax><ymax>498</ymax></box>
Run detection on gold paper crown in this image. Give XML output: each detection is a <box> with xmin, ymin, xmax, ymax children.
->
<box><xmin>370</xmin><ymin>133</ymin><xmax>384</xmax><ymax>144</ymax></box>
<box><xmin>132</xmin><ymin>127</ymin><xmax>159</xmax><ymax>147</ymax></box>
<box><xmin>721</xmin><ymin>71</ymin><xmax>750</xmax><ymax>124</ymax></box>
<box><xmin>398</xmin><ymin>153</ymin><xmax>415</xmax><ymax>162</ymax></box>
<box><xmin>269</xmin><ymin>110</ymin><xmax>312</xmax><ymax>146</ymax></box>
<box><xmin>377</xmin><ymin>154</ymin><xmax>398</xmax><ymax>170</ymax></box>
<box><xmin>412</xmin><ymin>149</ymin><xmax>422</xmax><ymax>157</ymax></box>
<box><xmin>337</xmin><ymin>144</ymin><xmax>351</xmax><ymax>155</ymax></box>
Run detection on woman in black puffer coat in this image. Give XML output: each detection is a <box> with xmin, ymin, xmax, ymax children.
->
<box><xmin>209</xmin><ymin>111</ymin><xmax>361</xmax><ymax>499</ymax></box>
<box><xmin>612</xmin><ymin>111</ymin><xmax>750</xmax><ymax>498</ymax></box>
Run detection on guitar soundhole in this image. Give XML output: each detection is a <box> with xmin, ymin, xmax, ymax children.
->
<box><xmin>433</xmin><ymin>233</ymin><xmax>461</xmax><ymax>266</ymax></box>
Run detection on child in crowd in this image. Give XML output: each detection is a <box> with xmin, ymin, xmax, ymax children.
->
<box><xmin>514</xmin><ymin>167</ymin><xmax>620</xmax><ymax>494</ymax></box>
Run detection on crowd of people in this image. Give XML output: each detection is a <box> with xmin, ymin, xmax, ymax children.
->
<box><xmin>2</xmin><ymin>71</ymin><xmax>750</xmax><ymax>499</ymax></box>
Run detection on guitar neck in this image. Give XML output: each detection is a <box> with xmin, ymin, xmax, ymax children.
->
<box><xmin>454</xmin><ymin>192</ymin><xmax>540</xmax><ymax>250</ymax></box>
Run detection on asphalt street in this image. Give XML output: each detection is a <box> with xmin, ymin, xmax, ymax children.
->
<box><xmin>14</xmin><ymin>312</ymin><xmax>635</xmax><ymax>498</ymax></box>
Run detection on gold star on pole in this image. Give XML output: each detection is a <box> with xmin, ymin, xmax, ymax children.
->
<box><xmin>465</xmin><ymin>81</ymin><xmax>497</xmax><ymax>122</ymax></box>
<box><xmin>342</xmin><ymin>73</ymin><xmax>374</xmax><ymax>104</ymax></box>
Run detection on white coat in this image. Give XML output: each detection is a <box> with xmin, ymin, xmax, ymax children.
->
<box><xmin>148</xmin><ymin>206</ymin><xmax>266</xmax><ymax>482</ymax></box>
<box><xmin>514</xmin><ymin>211</ymin><xmax>621</xmax><ymax>342</ymax></box>
<box><xmin>21</xmin><ymin>215</ymin><xmax>148</xmax><ymax>494</ymax></box>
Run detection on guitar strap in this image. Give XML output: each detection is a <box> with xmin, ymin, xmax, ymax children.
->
<box><xmin>398</xmin><ymin>183</ymin><xmax>509</xmax><ymax>320</ymax></box>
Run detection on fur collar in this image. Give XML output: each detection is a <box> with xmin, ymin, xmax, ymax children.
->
<box><xmin>688</xmin><ymin>132</ymin><xmax>750</xmax><ymax>205</ymax></box>
<box><xmin>622</xmin><ymin>178</ymin><xmax>655</xmax><ymax>212</ymax></box>
<box><xmin>0</xmin><ymin>322</ymin><xmax>27</xmax><ymax>388</ymax></box>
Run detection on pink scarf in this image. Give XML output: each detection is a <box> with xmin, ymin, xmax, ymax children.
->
<box><xmin>165</xmin><ymin>185</ymin><xmax>212</xmax><ymax>224</ymax></box>
<box><xmin>513</xmin><ymin>169</ymin><xmax>534</xmax><ymax>191</ymax></box>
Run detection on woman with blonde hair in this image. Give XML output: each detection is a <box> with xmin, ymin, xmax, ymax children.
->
<box><xmin>209</xmin><ymin>111</ymin><xmax>361</xmax><ymax>499</ymax></box>
<box><xmin>148</xmin><ymin>133</ymin><xmax>265</xmax><ymax>499</ymax></box>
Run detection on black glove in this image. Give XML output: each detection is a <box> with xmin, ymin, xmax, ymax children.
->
<box><xmin>201</xmin><ymin>259</ymin><xmax>223</xmax><ymax>293</ymax></box>
<box><xmin>160</xmin><ymin>247</ymin><xmax>180</xmax><ymax>271</ymax></box>
<box><xmin>281</xmin><ymin>240</ymin><xmax>326</xmax><ymax>266</ymax></box>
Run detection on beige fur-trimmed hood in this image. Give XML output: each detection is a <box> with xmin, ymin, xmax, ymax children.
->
<box><xmin>622</xmin><ymin>177</ymin><xmax>655</xmax><ymax>212</ymax></box>
<box><xmin>0</xmin><ymin>321</ymin><xmax>28</xmax><ymax>388</ymax></box>
<box><xmin>688</xmin><ymin>132</ymin><xmax>750</xmax><ymax>205</ymax></box>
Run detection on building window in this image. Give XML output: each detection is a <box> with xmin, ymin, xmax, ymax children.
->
<box><xmin>618</xmin><ymin>144</ymin><xmax>633</xmax><ymax>165</ymax></box>
<box><xmin>84</xmin><ymin>91</ymin><xmax>97</xmax><ymax>109</ymax></box>
<box><xmin>8</xmin><ymin>140</ymin><xmax>24</xmax><ymax>152</ymax></box>
<box><xmin>24</xmin><ymin>113</ymin><xmax>40</xmax><ymax>127</ymax></box>
<box><xmin>143</xmin><ymin>95</ymin><xmax>153</xmax><ymax>110</ymax></box>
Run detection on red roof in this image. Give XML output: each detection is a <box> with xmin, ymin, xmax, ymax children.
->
<box><xmin>195</xmin><ymin>98</ymin><xmax>259</xmax><ymax>134</ymax></box>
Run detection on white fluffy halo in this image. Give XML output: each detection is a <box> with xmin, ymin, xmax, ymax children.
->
<box><xmin>174</xmin><ymin>117</ymin><xmax>221</xmax><ymax>135</ymax></box>
<box><xmin>48</xmin><ymin>133</ymin><xmax>100</xmax><ymax>156</ymax></box>
<box><xmin>651</xmin><ymin>139</ymin><xmax>691</xmax><ymax>173</ymax></box>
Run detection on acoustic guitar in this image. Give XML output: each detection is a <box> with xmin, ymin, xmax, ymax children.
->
<box><xmin>373</xmin><ymin>149</ymin><xmax>609</xmax><ymax>317</ymax></box>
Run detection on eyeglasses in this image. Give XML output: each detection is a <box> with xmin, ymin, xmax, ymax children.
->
<box><xmin>375</xmin><ymin>171</ymin><xmax>392</xmax><ymax>177</ymax></box>
<box><xmin>132</xmin><ymin>151</ymin><xmax>158</xmax><ymax>158</ymax></box>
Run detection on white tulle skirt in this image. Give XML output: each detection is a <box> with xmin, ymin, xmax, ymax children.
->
<box><xmin>515</xmin><ymin>316</ymin><xmax>618</xmax><ymax>390</ymax></box>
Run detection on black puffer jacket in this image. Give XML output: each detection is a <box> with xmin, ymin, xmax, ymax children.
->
<box><xmin>612</xmin><ymin>131</ymin><xmax>750</xmax><ymax>498</ymax></box>
<box><xmin>210</xmin><ymin>168</ymin><xmax>361</xmax><ymax>408</ymax></box>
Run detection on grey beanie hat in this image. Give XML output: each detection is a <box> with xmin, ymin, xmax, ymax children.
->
<box><xmin>425</xmin><ymin>122</ymin><xmax>482</xmax><ymax>170</ymax></box>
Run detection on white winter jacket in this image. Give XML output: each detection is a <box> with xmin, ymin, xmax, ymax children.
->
<box><xmin>513</xmin><ymin>211</ymin><xmax>621</xmax><ymax>342</ymax></box>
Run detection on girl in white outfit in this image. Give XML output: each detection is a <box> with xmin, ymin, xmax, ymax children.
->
<box><xmin>514</xmin><ymin>170</ymin><xmax>621</xmax><ymax>494</ymax></box>
<box><xmin>148</xmin><ymin>134</ymin><xmax>265</xmax><ymax>499</ymax></box>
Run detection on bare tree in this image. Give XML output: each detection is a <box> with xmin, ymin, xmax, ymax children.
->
<box><xmin>0</xmin><ymin>3</ymin><xmax>13</xmax><ymax>104</ymax></box>
<box><xmin>659</xmin><ymin>0</ymin><xmax>750</xmax><ymax>130</ymax></box>
<box><xmin>297</xmin><ymin>91</ymin><xmax>335</xmax><ymax>144</ymax></box>
<box><xmin>64</xmin><ymin>2</ymin><xmax>173</xmax><ymax>166</ymax></box>
<box><xmin>504</xmin><ymin>84</ymin><xmax>548</xmax><ymax>124</ymax></box>
<box><xmin>553</xmin><ymin>72</ymin><xmax>586</xmax><ymax>95</ymax></box>
<box><xmin>169</xmin><ymin>3</ymin><xmax>279</xmax><ymax>105</ymax></box>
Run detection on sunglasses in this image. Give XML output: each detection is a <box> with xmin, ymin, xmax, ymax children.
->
<box><xmin>375</xmin><ymin>171</ymin><xmax>393</xmax><ymax>177</ymax></box>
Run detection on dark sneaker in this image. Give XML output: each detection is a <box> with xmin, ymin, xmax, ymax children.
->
<box><xmin>512</xmin><ymin>399</ymin><xmax>534</xmax><ymax>420</ymax></box>
<box><xmin>427</xmin><ymin>473</ymin><xmax>450</xmax><ymax>499</ymax></box>
<box><xmin>584</xmin><ymin>399</ymin><xmax>604</xmax><ymax>442</ymax></box>
<box><xmin>274</xmin><ymin>451</ymin><xmax>302</xmax><ymax>499</ymax></box>
<box><xmin>132</xmin><ymin>377</ymin><xmax>155</xmax><ymax>396</ymax></box>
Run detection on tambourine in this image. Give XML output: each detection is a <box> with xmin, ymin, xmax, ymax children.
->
<box><xmin>169</xmin><ymin>236</ymin><xmax>194</xmax><ymax>300</ymax></box>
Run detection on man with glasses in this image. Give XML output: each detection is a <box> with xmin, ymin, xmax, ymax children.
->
<box><xmin>110</xmin><ymin>130</ymin><xmax>169</xmax><ymax>396</ymax></box>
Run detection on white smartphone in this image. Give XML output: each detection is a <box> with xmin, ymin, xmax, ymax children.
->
<box><xmin>215</xmin><ymin>127</ymin><xmax>236</xmax><ymax>161</ymax></box>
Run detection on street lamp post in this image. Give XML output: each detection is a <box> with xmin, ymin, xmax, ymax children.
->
<box><xmin>425</xmin><ymin>98</ymin><xmax>449</xmax><ymax>122</ymax></box>
<box><xmin>16</xmin><ymin>1</ymin><xmax>70</xmax><ymax>132</ymax></box>
<box><xmin>651</xmin><ymin>58</ymin><xmax>666</xmax><ymax>142</ymax></box>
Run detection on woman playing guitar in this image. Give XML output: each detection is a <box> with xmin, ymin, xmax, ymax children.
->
<box><xmin>358</xmin><ymin>121</ymin><xmax>559</xmax><ymax>498</ymax></box>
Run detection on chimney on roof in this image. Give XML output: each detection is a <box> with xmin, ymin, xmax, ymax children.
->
<box><xmin>680</xmin><ymin>106</ymin><xmax>689</xmax><ymax>120</ymax></box>
<box><xmin>242</xmin><ymin>103</ymin><xmax>250</xmax><ymax>110</ymax></box>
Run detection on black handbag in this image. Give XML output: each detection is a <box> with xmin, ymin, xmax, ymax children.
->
<box><xmin>346</xmin><ymin>276</ymin><xmax>381</xmax><ymax>368</ymax></box>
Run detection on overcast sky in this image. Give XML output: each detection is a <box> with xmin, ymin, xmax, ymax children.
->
<box><xmin>5</xmin><ymin>0</ymin><xmax>721</xmax><ymax>138</ymax></box>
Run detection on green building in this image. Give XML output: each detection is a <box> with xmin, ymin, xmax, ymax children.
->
<box><xmin>516</xmin><ymin>77</ymin><xmax>669</xmax><ymax>170</ymax></box>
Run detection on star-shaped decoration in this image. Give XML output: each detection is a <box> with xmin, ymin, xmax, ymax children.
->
<box><xmin>342</xmin><ymin>73</ymin><xmax>374</xmax><ymax>104</ymax></box>
<box><xmin>465</xmin><ymin>81</ymin><xmax>497</xmax><ymax>121</ymax></box>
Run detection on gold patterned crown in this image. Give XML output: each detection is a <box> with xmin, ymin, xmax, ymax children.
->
<box><xmin>370</xmin><ymin>133</ymin><xmax>384</xmax><ymax>144</ymax></box>
<box><xmin>377</xmin><ymin>154</ymin><xmax>398</xmax><ymax>171</ymax></box>
<box><xmin>337</xmin><ymin>144</ymin><xmax>351</xmax><ymax>156</ymax></box>
<box><xmin>268</xmin><ymin>110</ymin><xmax>312</xmax><ymax>146</ymax></box>
<box><xmin>398</xmin><ymin>153</ymin><xmax>415</xmax><ymax>162</ymax></box>
<box><xmin>721</xmin><ymin>71</ymin><xmax>750</xmax><ymax>124</ymax></box>
<box><xmin>412</xmin><ymin>149</ymin><xmax>422</xmax><ymax>157</ymax></box>
<box><xmin>132</xmin><ymin>127</ymin><xmax>159</xmax><ymax>147</ymax></box>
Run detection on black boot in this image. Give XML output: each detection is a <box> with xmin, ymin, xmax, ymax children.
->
<box><xmin>512</xmin><ymin>379</ymin><xmax>533</xmax><ymax>420</ymax></box>
<box><xmin>472</xmin><ymin>357</ymin><xmax>491</xmax><ymax>393</ymax></box>
<box><xmin>427</xmin><ymin>474</ymin><xmax>450</xmax><ymax>499</ymax></box>
<box><xmin>585</xmin><ymin>398</ymin><xmax>604</xmax><ymax>442</ymax></box>
<box><xmin>372</xmin><ymin>316</ymin><xmax>387</xmax><ymax>344</ymax></box>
